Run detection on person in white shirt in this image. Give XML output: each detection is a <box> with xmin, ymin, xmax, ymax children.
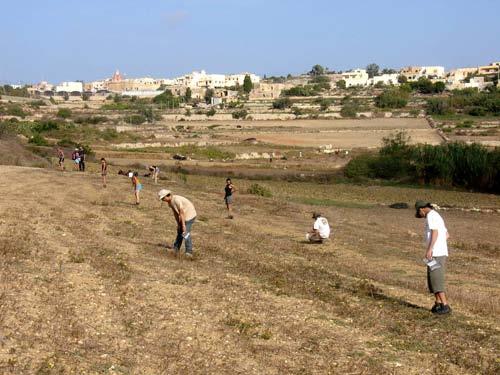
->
<box><xmin>306</xmin><ymin>212</ymin><xmax>330</xmax><ymax>243</ymax></box>
<box><xmin>415</xmin><ymin>201</ymin><xmax>451</xmax><ymax>315</ymax></box>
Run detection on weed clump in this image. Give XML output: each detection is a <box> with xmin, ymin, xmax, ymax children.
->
<box><xmin>248</xmin><ymin>183</ymin><xmax>272</xmax><ymax>197</ymax></box>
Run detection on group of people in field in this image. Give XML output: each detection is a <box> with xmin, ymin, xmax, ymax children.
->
<box><xmin>53</xmin><ymin>148</ymin><xmax>453</xmax><ymax>315</ymax></box>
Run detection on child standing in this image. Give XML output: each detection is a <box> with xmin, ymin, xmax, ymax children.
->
<box><xmin>101</xmin><ymin>158</ymin><xmax>108</xmax><ymax>188</ymax></box>
<box><xmin>132</xmin><ymin>172</ymin><xmax>142</xmax><ymax>205</ymax></box>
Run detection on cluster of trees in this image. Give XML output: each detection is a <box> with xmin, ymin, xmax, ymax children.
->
<box><xmin>407</xmin><ymin>77</ymin><xmax>445</xmax><ymax>94</ymax></box>
<box><xmin>427</xmin><ymin>87</ymin><xmax>500</xmax><ymax>116</ymax></box>
<box><xmin>375</xmin><ymin>88</ymin><xmax>409</xmax><ymax>109</ymax></box>
<box><xmin>0</xmin><ymin>85</ymin><xmax>29</xmax><ymax>97</ymax></box>
<box><xmin>153</xmin><ymin>89</ymin><xmax>181</xmax><ymax>108</ymax></box>
<box><xmin>345</xmin><ymin>132</ymin><xmax>500</xmax><ymax>193</ymax></box>
<box><xmin>281</xmin><ymin>80</ymin><xmax>330</xmax><ymax>97</ymax></box>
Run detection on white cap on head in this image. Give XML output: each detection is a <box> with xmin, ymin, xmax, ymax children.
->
<box><xmin>158</xmin><ymin>189</ymin><xmax>171</xmax><ymax>200</ymax></box>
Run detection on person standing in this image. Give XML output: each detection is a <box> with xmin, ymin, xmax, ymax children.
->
<box><xmin>71</xmin><ymin>148</ymin><xmax>80</xmax><ymax>171</ymax></box>
<box><xmin>306</xmin><ymin>212</ymin><xmax>331</xmax><ymax>243</ymax></box>
<box><xmin>415</xmin><ymin>201</ymin><xmax>452</xmax><ymax>315</ymax></box>
<box><xmin>132</xmin><ymin>172</ymin><xmax>142</xmax><ymax>205</ymax></box>
<box><xmin>224</xmin><ymin>178</ymin><xmax>236</xmax><ymax>219</ymax></box>
<box><xmin>56</xmin><ymin>147</ymin><xmax>65</xmax><ymax>171</ymax></box>
<box><xmin>158</xmin><ymin>189</ymin><xmax>197</xmax><ymax>258</ymax></box>
<box><xmin>78</xmin><ymin>147</ymin><xmax>86</xmax><ymax>172</ymax></box>
<box><xmin>148</xmin><ymin>165</ymin><xmax>160</xmax><ymax>184</ymax></box>
<box><xmin>101</xmin><ymin>158</ymin><xmax>108</xmax><ymax>188</ymax></box>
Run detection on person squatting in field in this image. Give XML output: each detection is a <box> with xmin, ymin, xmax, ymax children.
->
<box><xmin>306</xmin><ymin>212</ymin><xmax>331</xmax><ymax>243</ymax></box>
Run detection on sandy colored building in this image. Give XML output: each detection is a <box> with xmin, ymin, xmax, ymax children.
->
<box><xmin>400</xmin><ymin>66</ymin><xmax>445</xmax><ymax>81</ymax></box>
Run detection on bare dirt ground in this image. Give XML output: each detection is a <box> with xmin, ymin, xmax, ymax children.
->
<box><xmin>0</xmin><ymin>166</ymin><xmax>499</xmax><ymax>374</ymax></box>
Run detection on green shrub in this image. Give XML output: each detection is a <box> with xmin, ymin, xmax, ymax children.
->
<box><xmin>375</xmin><ymin>89</ymin><xmax>408</xmax><ymax>109</ymax></box>
<box><xmin>29</xmin><ymin>133</ymin><xmax>49</xmax><ymax>146</ymax></box>
<box><xmin>344</xmin><ymin>154</ymin><xmax>376</xmax><ymax>178</ymax></box>
<box><xmin>272</xmin><ymin>98</ymin><xmax>292</xmax><ymax>109</ymax></box>
<box><xmin>248</xmin><ymin>183</ymin><xmax>272</xmax><ymax>197</ymax></box>
<box><xmin>207</xmin><ymin>108</ymin><xmax>216</xmax><ymax>117</ymax></box>
<box><xmin>32</xmin><ymin>119</ymin><xmax>60</xmax><ymax>133</ymax></box>
<box><xmin>340</xmin><ymin>104</ymin><xmax>358</xmax><ymax>118</ymax></box>
<box><xmin>232</xmin><ymin>109</ymin><xmax>248</xmax><ymax>119</ymax></box>
<box><xmin>124</xmin><ymin>114</ymin><xmax>146</xmax><ymax>125</ymax></box>
<box><xmin>57</xmin><ymin>108</ymin><xmax>72</xmax><ymax>119</ymax></box>
<box><xmin>6</xmin><ymin>105</ymin><xmax>27</xmax><ymax>118</ymax></box>
<box><xmin>426</xmin><ymin>98</ymin><xmax>454</xmax><ymax>115</ymax></box>
<box><xmin>74</xmin><ymin>115</ymin><xmax>108</xmax><ymax>124</ymax></box>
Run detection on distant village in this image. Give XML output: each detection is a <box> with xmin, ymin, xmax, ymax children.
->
<box><xmin>6</xmin><ymin>61</ymin><xmax>500</xmax><ymax>104</ymax></box>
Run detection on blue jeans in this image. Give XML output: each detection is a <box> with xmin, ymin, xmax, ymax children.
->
<box><xmin>173</xmin><ymin>218</ymin><xmax>195</xmax><ymax>254</ymax></box>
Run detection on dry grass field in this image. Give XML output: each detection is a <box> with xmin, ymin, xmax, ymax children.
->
<box><xmin>0</xmin><ymin>165</ymin><xmax>499</xmax><ymax>374</ymax></box>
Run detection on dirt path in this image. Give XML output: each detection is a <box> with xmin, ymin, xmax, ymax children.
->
<box><xmin>0</xmin><ymin>166</ymin><xmax>498</xmax><ymax>374</ymax></box>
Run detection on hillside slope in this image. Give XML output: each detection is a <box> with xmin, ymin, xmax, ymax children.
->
<box><xmin>0</xmin><ymin>166</ymin><xmax>498</xmax><ymax>374</ymax></box>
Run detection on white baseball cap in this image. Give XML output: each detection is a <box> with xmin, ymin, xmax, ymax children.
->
<box><xmin>158</xmin><ymin>189</ymin><xmax>171</xmax><ymax>200</ymax></box>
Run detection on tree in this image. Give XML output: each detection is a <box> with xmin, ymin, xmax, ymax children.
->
<box><xmin>382</xmin><ymin>68</ymin><xmax>397</xmax><ymax>74</ymax></box>
<box><xmin>366</xmin><ymin>63</ymin><xmax>380</xmax><ymax>78</ymax></box>
<box><xmin>310</xmin><ymin>64</ymin><xmax>325</xmax><ymax>76</ymax></box>
<box><xmin>57</xmin><ymin>108</ymin><xmax>72</xmax><ymax>119</ymax></box>
<box><xmin>272</xmin><ymin>97</ymin><xmax>292</xmax><ymax>109</ymax></box>
<box><xmin>243</xmin><ymin>75</ymin><xmax>253</xmax><ymax>94</ymax></box>
<box><xmin>398</xmin><ymin>75</ymin><xmax>408</xmax><ymax>84</ymax></box>
<box><xmin>185</xmin><ymin>87</ymin><xmax>192</xmax><ymax>102</ymax></box>
<box><xmin>433</xmin><ymin>81</ymin><xmax>446</xmax><ymax>93</ymax></box>
<box><xmin>375</xmin><ymin>89</ymin><xmax>409</xmax><ymax>109</ymax></box>
<box><xmin>204</xmin><ymin>88</ymin><xmax>215</xmax><ymax>104</ymax></box>
<box><xmin>336</xmin><ymin>80</ymin><xmax>347</xmax><ymax>89</ymax></box>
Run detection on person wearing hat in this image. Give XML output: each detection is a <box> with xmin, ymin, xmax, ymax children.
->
<box><xmin>415</xmin><ymin>200</ymin><xmax>451</xmax><ymax>315</ymax></box>
<box><xmin>159</xmin><ymin>189</ymin><xmax>197</xmax><ymax>258</ymax></box>
<box><xmin>306</xmin><ymin>212</ymin><xmax>330</xmax><ymax>243</ymax></box>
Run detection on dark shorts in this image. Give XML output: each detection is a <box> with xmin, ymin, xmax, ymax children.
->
<box><xmin>59</xmin><ymin>157</ymin><xmax>64</xmax><ymax>163</ymax></box>
<box><xmin>427</xmin><ymin>256</ymin><xmax>447</xmax><ymax>294</ymax></box>
<box><xmin>225</xmin><ymin>195</ymin><xmax>233</xmax><ymax>205</ymax></box>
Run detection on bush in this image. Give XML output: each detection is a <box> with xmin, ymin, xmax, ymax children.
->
<box><xmin>57</xmin><ymin>108</ymin><xmax>72</xmax><ymax>119</ymax></box>
<box><xmin>426</xmin><ymin>98</ymin><xmax>454</xmax><ymax>115</ymax></box>
<box><xmin>336</xmin><ymin>80</ymin><xmax>346</xmax><ymax>89</ymax></box>
<box><xmin>340</xmin><ymin>104</ymin><xmax>358</xmax><ymax>118</ymax></box>
<box><xmin>344</xmin><ymin>154</ymin><xmax>376</xmax><ymax>178</ymax></box>
<box><xmin>375</xmin><ymin>89</ymin><xmax>408</xmax><ymax>109</ymax></box>
<box><xmin>272</xmin><ymin>98</ymin><xmax>292</xmax><ymax>109</ymax></box>
<box><xmin>74</xmin><ymin>115</ymin><xmax>108</xmax><ymax>125</ymax></box>
<box><xmin>232</xmin><ymin>109</ymin><xmax>248</xmax><ymax>119</ymax></box>
<box><xmin>207</xmin><ymin>108</ymin><xmax>216</xmax><ymax>117</ymax></box>
<box><xmin>29</xmin><ymin>133</ymin><xmax>49</xmax><ymax>146</ymax></box>
<box><xmin>125</xmin><ymin>114</ymin><xmax>146</xmax><ymax>125</ymax></box>
<box><xmin>32</xmin><ymin>119</ymin><xmax>60</xmax><ymax>133</ymax></box>
<box><xmin>345</xmin><ymin>131</ymin><xmax>500</xmax><ymax>192</ymax></box>
<box><xmin>6</xmin><ymin>105</ymin><xmax>27</xmax><ymax>118</ymax></box>
<box><xmin>248</xmin><ymin>183</ymin><xmax>272</xmax><ymax>197</ymax></box>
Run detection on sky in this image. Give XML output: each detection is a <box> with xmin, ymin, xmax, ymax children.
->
<box><xmin>1</xmin><ymin>0</ymin><xmax>499</xmax><ymax>84</ymax></box>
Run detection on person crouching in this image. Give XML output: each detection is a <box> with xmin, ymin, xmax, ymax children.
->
<box><xmin>306</xmin><ymin>212</ymin><xmax>330</xmax><ymax>243</ymax></box>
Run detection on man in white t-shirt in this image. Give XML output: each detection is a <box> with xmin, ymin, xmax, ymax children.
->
<box><xmin>306</xmin><ymin>213</ymin><xmax>330</xmax><ymax>243</ymax></box>
<box><xmin>415</xmin><ymin>201</ymin><xmax>451</xmax><ymax>315</ymax></box>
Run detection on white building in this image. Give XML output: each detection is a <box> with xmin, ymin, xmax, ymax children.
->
<box><xmin>55</xmin><ymin>81</ymin><xmax>83</xmax><ymax>93</ymax></box>
<box><xmin>368</xmin><ymin>73</ymin><xmax>399</xmax><ymax>86</ymax></box>
<box><xmin>225</xmin><ymin>73</ymin><xmax>260</xmax><ymax>87</ymax></box>
<box><xmin>420</xmin><ymin>66</ymin><xmax>445</xmax><ymax>79</ymax></box>
<box><xmin>173</xmin><ymin>70</ymin><xmax>260</xmax><ymax>89</ymax></box>
<box><xmin>341</xmin><ymin>69</ymin><xmax>369</xmax><ymax>87</ymax></box>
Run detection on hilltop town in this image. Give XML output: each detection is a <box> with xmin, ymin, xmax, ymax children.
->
<box><xmin>4</xmin><ymin>61</ymin><xmax>499</xmax><ymax>103</ymax></box>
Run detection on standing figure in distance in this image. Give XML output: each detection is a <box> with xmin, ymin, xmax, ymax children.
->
<box><xmin>132</xmin><ymin>172</ymin><xmax>142</xmax><ymax>205</ymax></box>
<box><xmin>415</xmin><ymin>201</ymin><xmax>452</xmax><ymax>315</ymax></box>
<box><xmin>101</xmin><ymin>158</ymin><xmax>108</xmax><ymax>188</ymax></box>
<box><xmin>224</xmin><ymin>178</ymin><xmax>236</xmax><ymax>219</ymax></box>
<box><xmin>56</xmin><ymin>147</ymin><xmax>65</xmax><ymax>171</ymax></box>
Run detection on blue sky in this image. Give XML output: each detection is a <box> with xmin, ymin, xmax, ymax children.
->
<box><xmin>1</xmin><ymin>0</ymin><xmax>499</xmax><ymax>83</ymax></box>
